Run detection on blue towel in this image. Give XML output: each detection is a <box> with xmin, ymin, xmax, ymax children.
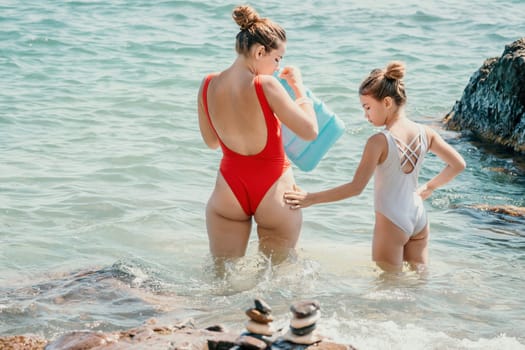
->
<box><xmin>274</xmin><ymin>73</ymin><xmax>345</xmax><ymax>172</ymax></box>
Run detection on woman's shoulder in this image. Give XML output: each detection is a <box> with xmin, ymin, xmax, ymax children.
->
<box><xmin>199</xmin><ymin>72</ymin><xmax>217</xmax><ymax>87</ymax></box>
<box><xmin>202</xmin><ymin>72</ymin><xmax>221</xmax><ymax>82</ymax></box>
<box><xmin>256</xmin><ymin>74</ymin><xmax>281</xmax><ymax>88</ymax></box>
<box><xmin>256</xmin><ymin>74</ymin><xmax>287</xmax><ymax>100</ymax></box>
<box><xmin>198</xmin><ymin>72</ymin><xmax>223</xmax><ymax>93</ymax></box>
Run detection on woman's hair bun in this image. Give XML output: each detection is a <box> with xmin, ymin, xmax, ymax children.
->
<box><xmin>232</xmin><ymin>5</ymin><xmax>260</xmax><ymax>30</ymax></box>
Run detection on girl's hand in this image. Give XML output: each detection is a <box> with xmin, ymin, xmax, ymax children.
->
<box><xmin>417</xmin><ymin>183</ymin><xmax>434</xmax><ymax>201</ymax></box>
<box><xmin>284</xmin><ymin>185</ymin><xmax>311</xmax><ymax>209</ymax></box>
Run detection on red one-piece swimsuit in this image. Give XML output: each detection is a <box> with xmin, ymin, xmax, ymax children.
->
<box><xmin>202</xmin><ymin>74</ymin><xmax>291</xmax><ymax>216</ymax></box>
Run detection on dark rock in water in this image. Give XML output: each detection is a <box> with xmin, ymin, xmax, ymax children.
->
<box><xmin>254</xmin><ymin>298</ymin><xmax>272</xmax><ymax>314</ymax></box>
<box><xmin>467</xmin><ymin>204</ymin><xmax>525</xmax><ymax>217</ymax></box>
<box><xmin>290</xmin><ymin>323</ymin><xmax>317</xmax><ymax>336</ymax></box>
<box><xmin>208</xmin><ymin>339</ymin><xmax>237</xmax><ymax>350</ymax></box>
<box><xmin>236</xmin><ymin>334</ymin><xmax>270</xmax><ymax>350</ymax></box>
<box><xmin>290</xmin><ymin>310</ymin><xmax>321</xmax><ymax>329</ymax></box>
<box><xmin>206</xmin><ymin>324</ymin><xmax>228</xmax><ymax>332</ymax></box>
<box><xmin>290</xmin><ymin>300</ymin><xmax>321</xmax><ymax>318</ymax></box>
<box><xmin>271</xmin><ymin>338</ymin><xmax>355</xmax><ymax>350</ymax></box>
<box><xmin>444</xmin><ymin>37</ymin><xmax>525</xmax><ymax>153</ymax></box>
<box><xmin>246</xmin><ymin>307</ymin><xmax>274</xmax><ymax>324</ymax></box>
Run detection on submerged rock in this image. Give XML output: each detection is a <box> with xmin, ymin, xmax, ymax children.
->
<box><xmin>444</xmin><ymin>37</ymin><xmax>525</xmax><ymax>153</ymax></box>
<box><xmin>0</xmin><ymin>335</ymin><xmax>48</xmax><ymax>350</ymax></box>
<box><xmin>44</xmin><ymin>319</ymin><xmax>238</xmax><ymax>350</ymax></box>
<box><xmin>467</xmin><ymin>204</ymin><xmax>525</xmax><ymax>217</ymax></box>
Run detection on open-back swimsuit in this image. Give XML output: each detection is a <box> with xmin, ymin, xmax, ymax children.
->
<box><xmin>202</xmin><ymin>74</ymin><xmax>291</xmax><ymax>216</ymax></box>
<box><xmin>374</xmin><ymin>125</ymin><xmax>429</xmax><ymax>236</ymax></box>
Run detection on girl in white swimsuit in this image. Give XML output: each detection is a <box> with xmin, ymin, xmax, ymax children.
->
<box><xmin>284</xmin><ymin>61</ymin><xmax>466</xmax><ymax>273</ymax></box>
<box><xmin>375</xmin><ymin>125</ymin><xmax>429</xmax><ymax>237</ymax></box>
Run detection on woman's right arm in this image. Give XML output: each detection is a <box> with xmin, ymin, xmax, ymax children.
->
<box><xmin>197</xmin><ymin>77</ymin><xmax>220</xmax><ymax>149</ymax></box>
<box><xmin>261</xmin><ymin>67</ymin><xmax>318</xmax><ymax>141</ymax></box>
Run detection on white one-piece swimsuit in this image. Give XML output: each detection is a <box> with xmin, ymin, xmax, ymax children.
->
<box><xmin>374</xmin><ymin>125</ymin><xmax>429</xmax><ymax>236</ymax></box>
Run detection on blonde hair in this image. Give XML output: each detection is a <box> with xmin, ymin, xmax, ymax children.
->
<box><xmin>359</xmin><ymin>61</ymin><xmax>407</xmax><ymax>106</ymax></box>
<box><xmin>232</xmin><ymin>5</ymin><xmax>286</xmax><ymax>56</ymax></box>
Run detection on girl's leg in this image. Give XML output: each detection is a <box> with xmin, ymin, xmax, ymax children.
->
<box><xmin>403</xmin><ymin>223</ymin><xmax>429</xmax><ymax>269</ymax></box>
<box><xmin>372</xmin><ymin>212</ymin><xmax>410</xmax><ymax>273</ymax></box>
<box><xmin>254</xmin><ymin>169</ymin><xmax>302</xmax><ymax>265</ymax></box>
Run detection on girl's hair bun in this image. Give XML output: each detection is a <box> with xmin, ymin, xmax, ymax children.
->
<box><xmin>384</xmin><ymin>61</ymin><xmax>405</xmax><ymax>80</ymax></box>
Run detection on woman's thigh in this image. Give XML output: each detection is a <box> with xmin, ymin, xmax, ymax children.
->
<box><xmin>206</xmin><ymin>173</ymin><xmax>252</xmax><ymax>258</ymax></box>
<box><xmin>254</xmin><ymin>169</ymin><xmax>302</xmax><ymax>256</ymax></box>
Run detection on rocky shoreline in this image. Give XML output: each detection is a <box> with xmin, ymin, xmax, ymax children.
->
<box><xmin>444</xmin><ymin>37</ymin><xmax>525</xmax><ymax>153</ymax></box>
<box><xmin>0</xmin><ymin>319</ymin><xmax>237</xmax><ymax>350</ymax></box>
<box><xmin>443</xmin><ymin>37</ymin><xmax>525</xmax><ymax>219</ymax></box>
<box><xmin>0</xmin><ymin>299</ymin><xmax>357</xmax><ymax>350</ymax></box>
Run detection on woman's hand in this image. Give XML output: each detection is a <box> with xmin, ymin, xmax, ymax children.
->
<box><xmin>278</xmin><ymin>66</ymin><xmax>305</xmax><ymax>97</ymax></box>
<box><xmin>284</xmin><ymin>185</ymin><xmax>312</xmax><ymax>209</ymax></box>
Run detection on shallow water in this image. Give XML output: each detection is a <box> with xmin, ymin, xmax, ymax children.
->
<box><xmin>1</xmin><ymin>1</ymin><xmax>524</xmax><ymax>349</ymax></box>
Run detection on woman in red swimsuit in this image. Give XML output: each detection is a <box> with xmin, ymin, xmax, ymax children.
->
<box><xmin>197</xmin><ymin>5</ymin><xmax>318</xmax><ymax>269</ymax></box>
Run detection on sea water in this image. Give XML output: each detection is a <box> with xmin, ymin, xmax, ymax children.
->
<box><xmin>1</xmin><ymin>1</ymin><xmax>524</xmax><ymax>349</ymax></box>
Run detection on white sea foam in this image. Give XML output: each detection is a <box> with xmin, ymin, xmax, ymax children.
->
<box><xmin>320</xmin><ymin>317</ymin><xmax>525</xmax><ymax>350</ymax></box>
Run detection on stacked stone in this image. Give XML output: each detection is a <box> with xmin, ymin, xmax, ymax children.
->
<box><xmin>281</xmin><ymin>300</ymin><xmax>322</xmax><ymax>345</ymax></box>
<box><xmin>235</xmin><ymin>298</ymin><xmax>275</xmax><ymax>350</ymax></box>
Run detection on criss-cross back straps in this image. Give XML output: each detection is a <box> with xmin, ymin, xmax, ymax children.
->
<box><xmin>391</xmin><ymin>133</ymin><xmax>422</xmax><ymax>170</ymax></box>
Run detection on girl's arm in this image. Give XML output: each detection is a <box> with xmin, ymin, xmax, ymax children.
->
<box><xmin>284</xmin><ymin>133</ymin><xmax>387</xmax><ymax>209</ymax></box>
<box><xmin>417</xmin><ymin>126</ymin><xmax>466</xmax><ymax>200</ymax></box>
